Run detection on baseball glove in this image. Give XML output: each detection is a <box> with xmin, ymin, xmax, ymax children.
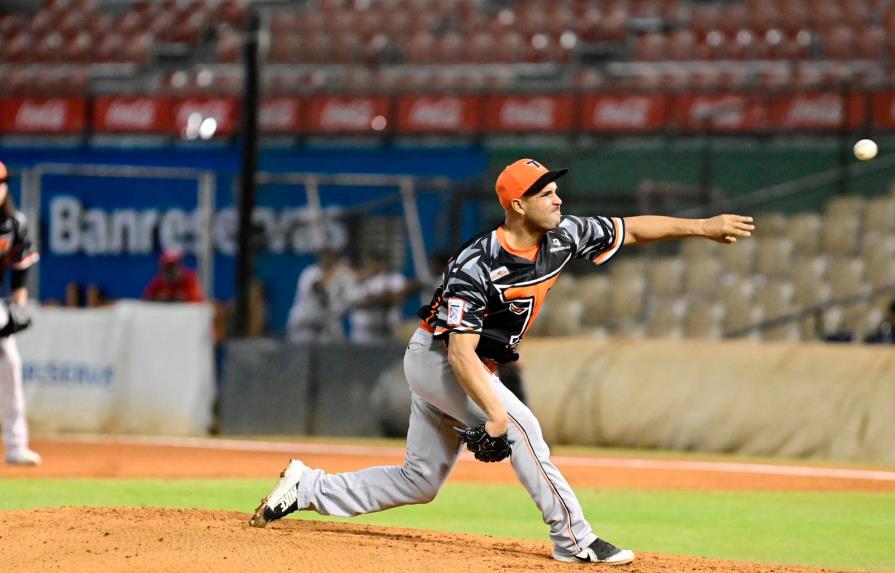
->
<box><xmin>0</xmin><ymin>301</ymin><xmax>31</xmax><ymax>338</ymax></box>
<box><xmin>454</xmin><ymin>422</ymin><xmax>512</xmax><ymax>463</ymax></box>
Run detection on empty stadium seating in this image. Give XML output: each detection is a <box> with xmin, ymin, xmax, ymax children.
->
<box><xmin>536</xmin><ymin>191</ymin><xmax>894</xmax><ymax>343</ymax></box>
<box><xmin>3</xmin><ymin>0</ymin><xmax>895</xmax><ymax>97</ymax></box>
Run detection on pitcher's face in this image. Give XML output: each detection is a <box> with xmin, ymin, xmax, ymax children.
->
<box><xmin>520</xmin><ymin>182</ymin><xmax>562</xmax><ymax>230</ymax></box>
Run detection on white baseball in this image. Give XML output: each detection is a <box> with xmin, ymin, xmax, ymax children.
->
<box><xmin>853</xmin><ymin>139</ymin><xmax>878</xmax><ymax>161</ymax></box>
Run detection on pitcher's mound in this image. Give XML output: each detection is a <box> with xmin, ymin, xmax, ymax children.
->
<box><xmin>0</xmin><ymin>507</ymin><xmax>841</xmax><ymax>573</ymax></box>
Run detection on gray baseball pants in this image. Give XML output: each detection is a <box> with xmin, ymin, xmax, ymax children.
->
<box><xmin>294</xmin><ymin>328</ymin><xmax>598</xmax><ymax>557</ymax></box>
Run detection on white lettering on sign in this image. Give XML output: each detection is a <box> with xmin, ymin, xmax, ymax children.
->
<box><xmin>786</xmin><ymin>96</ymin><xmax>842</xmax><ymax>125</ymax></box>
<box><xmin>500</xmin><ymin>98</ymin><xmax>555</xmax><ymax>129</ymax></box>
<box><xmin>48</xmin><ymin>196</ymin><xmax>349</xmax><ymax>256</ymax></box>
<box><xmin>16</xmin><ymin>100</ymin><xmax>67</xmax><ymax>130</ymax></box>
<box><xmin>105</xmin><ymin>100</ymin><xmax>158</xmax><ymax>129</ymax></box>
<box><xmin>409</xmin><ymin>98</ymin><xmax>463</xmax><ymax>129</ymax></box>
<box><xmin>260</xmin><ymin>99</ymin><xmax>298</xmax><ymax>130</ymax></box>
<box><xmin>320</xmin><ymin>100</ymin><xmax>374</xmax><ymax>130</ymax></box>
<box><xmin>594</xmin><ymin>98</ymin><xmax>651</xmax><ymax>127</ymax></box>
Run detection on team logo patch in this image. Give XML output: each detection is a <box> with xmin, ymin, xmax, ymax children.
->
<box><xmin>446</xmin><ymin>298</ymin><xmax>466</xmax><ymax>326</ymax></box>
<box><xmin>490</xmin><ymin>266</ymin><xmax>510</xmax><ymax>280</ymax></box>
<box><xmin>509</xmin><ymin>302</ymin><xmax>527</xmax><ymax>315</ymax></box>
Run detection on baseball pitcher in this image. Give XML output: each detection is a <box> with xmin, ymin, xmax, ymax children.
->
<box><xmin>0</xmin><ymin>161</ymin><xmax>41</xmax><ymax>466</ymax></box>
<box><xmin>250</xmin><ymin>158</ymin><xmax>754</xmax><ymax>564</ymax></box>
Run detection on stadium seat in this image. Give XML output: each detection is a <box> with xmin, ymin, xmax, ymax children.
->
<box><xmin>821</xmin><ymin>213</ymin><xmax>861</xmax><ymax>255</ymax></box>
<box><xmin>684</xmin><ymin>300</ymin><xmax>724</xmax><ymax>340</ymax></box>
<box><xmin>647</xmin><ymin>257</ymin><xmax>684</xmax><ymax>299</ymax></box>
<box><xmin>578</xmin><ymin>275</ymin><xmax>613</xmax><ymax>328</ymax></box>
<box><xmin>718</xmin><ymin>238</ymin><xmax>756</xmax><ymax>276</ymax></box>
<box><xmin>645</xmin><ymin>298</ymin><xmax>687</xmax><ymax>339</ymax></box>
<box><xmin>722</xmin><ymin>298</ymin><xmax>763</xmax><ymax>340</ymax></box>
<box><xmin>865</xmin><ymin>254</ymin><xmax>895</xmax><ymax>289</ymax></box>
<box><xmin>544</xmin><ymin>300</ymin><xmax>586</xmax><ymax>336</ymax></box>
<box><xmin>634</xmin><ymin>33</ymin><xmax>667</xmax><ymax>61</ymax></box>
<box><xmin>864</xmin><ymin>197</ymin><xmax>895</xmax><ymax>234</ymax></box>
<box><xmin>786</xmin><ymin>212</ymin><xmax>822</xmax><ymax>255</ymax></box>
<box><xmin>684</xmin><ymin>258</ymin><xmax>723</xmax><ymax>296</ymax></box>
<box><xmin>755</xmin><ymin>280</ymin><xmax>797</xmax><ymax>339</ymax></box>
<box><xmin>753</xmin><ymin>212</ymin><xmax>787</xmax><ymax>237</ymax></box>
<box><xmin>681</xmin><ymin>238</ymin><xmax>719</xmax><ymax>263</ymax></box>
<box><xmin>667</xmin><ymin>30</ymin><xmax>696</xmax><ymax>60</ymax></box>
<box><xmin>792</xmin><ymin>255</ymin><xmax>831</xmax><ymax>307</ymax></box>
<box><xmin>216</xmin><ymin>28</ymin><xmax>242</xmax><ymax>63</ymax></box>
<box><xmin>827</xmin><ymin>256</ymin><xmax>867</xmax><ymax>299</ymax></box>
<box><xmin>755</xmin><ymin>237</ymin><xmax>795</xmax><ymax>278</ymax></box>
<box><xmin>857</xmin><ymin>26</ymin><xmax>886</xmax><ymax>60</ymax></box>
<box><xmin>860</xmin><ymin>234</ymin><xmax>895</xmax><ymax>269</ymax></box>
<box><xmin>825</xmin><ymin>195</ymin><xmax>867</xmax><ymax>220</ymax></box>
<box><xmin>609</xmin><ymin>274</ymin><xmax>647</xmax><ymax>328</ymax></box>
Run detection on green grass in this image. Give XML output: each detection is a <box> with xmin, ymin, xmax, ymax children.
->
<box><xmin>2</xmin><ymin>479</ymin><xmax>894</xmax><ymax>571</ymax></box>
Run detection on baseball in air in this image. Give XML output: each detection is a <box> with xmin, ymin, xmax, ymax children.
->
<box><xmin>853</xmin><ymin>139</ymin><xmax>878</xmax><ymax>161</ymax></box>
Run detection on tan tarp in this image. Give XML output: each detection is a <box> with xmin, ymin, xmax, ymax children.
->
<box><xmin>521</xmin><ymin>337</ymin><xmax>895</xmax><ymax>464</ymax></box>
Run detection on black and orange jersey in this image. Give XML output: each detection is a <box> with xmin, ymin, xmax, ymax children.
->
<box><xmin>0</xmin><ymin>210</ymin><xmax>38</xmax><ymax>288</ymax></box>
<box><xmin>417</xmin><ymin>215</ymin><xmax>624</xmax><ymax>366</ymax></box>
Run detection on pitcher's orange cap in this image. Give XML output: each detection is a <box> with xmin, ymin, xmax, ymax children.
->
<box><xmin>0</xmin><ymin>161</ymin><xmax>7</xmax><ymax>182</ymax></box>
<box><xmin>495</xmin><ymin>158</ymin><xmax>568</xmax><ymax>210</ymax></box>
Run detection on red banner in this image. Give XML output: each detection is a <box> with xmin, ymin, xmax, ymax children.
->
<box><xmin>0</xmin><ymin>98</ymin><xmax>86</xmax><ymax>133</ymax></box>
<box><xmin>485</xmin><ymin>95</ymin><xmax>573</xmax><ymax>132</ymax></box>
<box><xmin>872</xmin><ymin>91</ymin><xmax>895</xmax><ymax>129</ymax></box>
<box><xmin>260</xmin><ymin>97</ymin><xmax>302</xmax><ymax>133</ymax></box>
<box><xmin>396</xmin><ymin>95</ymin><xmax>479</xmax><ymax>133</ymax></box>
<box><xmin>768</xmin><ymin>92</ymin><xmax>865</xmax><ymax>130</ymax></box>
<box><xmin>173</xmin><ymin>97</ymin><xmax>238</xmax><ymax>137</ymax></box>
<box><xmin>307</xmin><ymin>96</ymin><xmax>390</xmax><ymax>133</ymax></box>
<box><xmin>673</xmin><ymin>94</ymin><xmax>766</xmax><ymax>131</ymax></box>
<box><xmin>94</xmin><ymin>96</ymin><xmax>172</xmax><ymax>133</ymax></box>
<box><xmin>581</xmin><ymin>94</ymin><xmax>668</xmax><ymax>132</ymax></box>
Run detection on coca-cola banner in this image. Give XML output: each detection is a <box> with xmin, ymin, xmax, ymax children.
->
<box><xmin>94</xmin><ymin>97</ymin><xmax>172</xmax><ymax>133</ymax></box>
<box><xmin>307</xmin><ymin>96</ymin><xmax>390</xmax><ymax>133</ymax></box>
<box><xmin>581</xmin><ymin>94</ymin><xmax>668</xmax><ymax>132</ymax></box>
<box><xmin>0</xmin><ymin>98</ymin><xmax>86</xmax><ymax>133</ymax></box>
<box><xmin>673</xmin><ymin>94</ymin><xmax>766</xmax><ymax>131</ymax></box>
<box><xmin>173</xmin><ymin>97</ymin><xmax>238</xmax><ymax>136</ymax></box>
<box><xmin>768</xmin><ymin>92</ymin><xmax>865</xmax><ymax>130</ymax></box>
<box><xmin>484</xmin><ymin>95</ymin><xmax>573</xmax><ymax>132</ymax></box>
<box><xmin>260</xmin><ymin>97</ymin><xmax>302</xmax><ymax>133</ymax></box>
<box><xmin>871</xmin><ymin>91</ymin><xmax>895</xmax><ymax>129</ymax></box>
<box><xmin>396</xmin><ymin>96</ymin><xmax>479</xmax><ymax>133</ymax></box>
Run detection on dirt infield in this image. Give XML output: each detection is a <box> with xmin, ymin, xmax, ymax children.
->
<box><xmin>2</xmin><ymin>436</ymin><xmax>890</xmax><ymax>572</ymax></box>
<box><xmin>1</xmin><ymin>507</ymin><xmax>846</xmax><ymax>573</ymax></box>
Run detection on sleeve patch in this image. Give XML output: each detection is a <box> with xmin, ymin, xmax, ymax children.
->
<box><xmin>446</xmin><ymin>297</ymin><xmax>466</xmax><ymax>326</ymax></box>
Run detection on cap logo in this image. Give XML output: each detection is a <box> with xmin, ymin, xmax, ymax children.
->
<box><xmin>525</xmin><ymin>159</ymin><xmax>544</xmax><ymax>169</ymax></box>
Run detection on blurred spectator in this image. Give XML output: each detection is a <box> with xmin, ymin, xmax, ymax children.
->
<box><xmin>347</xmin><ymin>252</ymin><xmax>407</xmax><ymax>344</ymax></box>
<box><xmin>142</xmin><ymin>250</ymin><xmax>204</xmax><ymax>303</ymax></box>
<box><xmin>865</xmin><ymin>299</ymin><xmax>895</xmax><ymax>344</ymax></box>
<box><xmin>286</xmin><ymin>248</ymin><xmax>355</xmax><ymax>343</ymax></box>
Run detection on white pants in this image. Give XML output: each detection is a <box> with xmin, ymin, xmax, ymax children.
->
<box><xmin>294</xmin><ymin>328</ymin><xmax>598</xmax><ymax>557</ymax></box>
<box><xmin>0</xmin><ymin>335</ymin><xmax>28</xmax><ymax>453</ymax></box>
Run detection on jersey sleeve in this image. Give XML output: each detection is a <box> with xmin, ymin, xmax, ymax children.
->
<box><xmin>562</xmin><ymin>215</ymin><xmax>624</xmax><ymax>266</ymax></box>
<box><xmin>435</xmin><ymin>251</ymin><xmax>490</xmax><ymax>336</ymax></box>
<box><xmin>11</xmin><ymin>212</ymin><xmax>39</xmax><ymax>270</ymax></box>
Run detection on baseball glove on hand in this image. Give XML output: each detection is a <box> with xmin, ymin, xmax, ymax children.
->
<box><xmin>0</xmin><ymin>301</ymin><xmax>31</xmax><ymax>338</ymax></box>
<box><xmin>454</xmin><ymin>423</ymin><xmax>512</xmax><ymax>463</ymax></box>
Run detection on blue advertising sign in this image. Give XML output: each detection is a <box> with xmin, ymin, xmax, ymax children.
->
<box><xmin>14</xmin><ymin>145</ymin><xmax>487</xmax><ymax>332</ymax></box>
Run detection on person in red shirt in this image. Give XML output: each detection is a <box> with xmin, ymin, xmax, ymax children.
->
<box><xmin>142</xmin><ymin>250</ymin><xmax>204</xmax><ymax>303</ymax></box>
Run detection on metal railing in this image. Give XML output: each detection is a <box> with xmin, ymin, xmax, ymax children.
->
<box><xmin>724</xmin><ymin>282</ymin><xmax>895</xmax><ymax>340</ymax></box>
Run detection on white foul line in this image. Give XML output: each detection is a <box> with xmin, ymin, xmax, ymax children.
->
<box><xmin>50</xmin><ymin>434</ymin><xmax>895</xmax><ymax>483</ymax></box>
